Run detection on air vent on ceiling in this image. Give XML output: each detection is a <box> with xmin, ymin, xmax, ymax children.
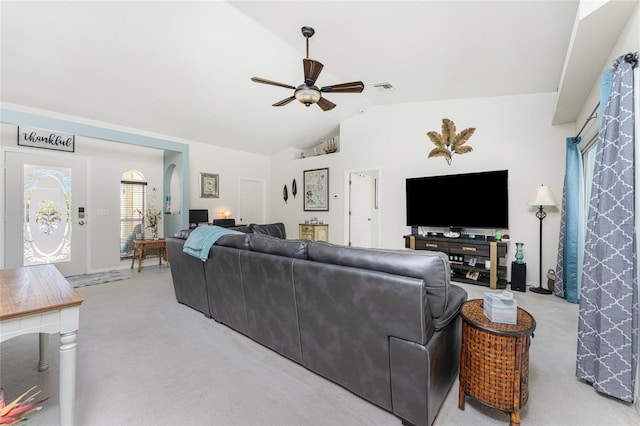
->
<box><xmin>373</xmin><ymin>82</ymin><xmax>394</xmax><ymax>90</ymax></box>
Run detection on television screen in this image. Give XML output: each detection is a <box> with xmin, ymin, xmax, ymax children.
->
<box><xmin>406</xmin><ymin>170</ymin><xmax>509</xmax><ymax>229</ymax></box>
<box><xmin>188</xmin><ymin>209</ymin><xmax>209</xmax><ymax>226</ymax></box>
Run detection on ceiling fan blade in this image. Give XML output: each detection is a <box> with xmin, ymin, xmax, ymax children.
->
<box><xmin>251</xmin><ymin>77</ymin><xmax>296</xmax><ymax>90</ymax></box>
<box><xmin>320</xmin><ymin>81</ymin><xmax>365</xmax><ymax>93</ymax></box>
<box><xmin>303</xmin><ymin>59</ymin><xmax>324</xmax><ymax>86</ymax></box>
<box><xmin>317</xmin><ymin>97</ymin><xmax>336</xmax><ymax>111</ymax></box>
<box><xmin>272</xmin><ymin>96</ymin><xmax>296</xmax><ymax>107</ymax></box>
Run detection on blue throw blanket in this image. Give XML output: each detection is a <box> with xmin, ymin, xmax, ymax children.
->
<box><xmin>183</xmin><ymin>226</ymin><xmax>243</xmax><ymax>261</ymax></box>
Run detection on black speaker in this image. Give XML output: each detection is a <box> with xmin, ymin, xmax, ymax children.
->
<box><xmin>511</xmin><ymin>262</ymin><xmax>526</xmax><ymax>292</ymax></box>
<box><xmin>411</xmin><ymin>226</ymin><xmax>419</xmax><ymax>235</ymax></box>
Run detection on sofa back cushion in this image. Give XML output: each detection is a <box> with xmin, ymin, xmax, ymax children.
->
<box><xmin>248</xmin><ymin>234</ymin><xmax>307</xmax><ymax>259</ymax></box>
<box><xmin>173</xmin><ymin>229</ymin><xmax>194</xmax><ymax>239</ymax></box>
<box><xmin>306</xmin><ymin>242</ymin><xmax>451</xmax><ymax>318</ymax></box>
<box><xmin>250</xmin><ymin>222</ymin><xmax>286</xmax><ymax>239</ymax></box>
<box><xmin>216</xmin><ymin>233</ymin><xmax>250</xmax><ymax>250</ymax></box>
<box><xmin>230</xmin><ymin>225</ymin><xmax>252</xmax><ymax>233</ymax></box>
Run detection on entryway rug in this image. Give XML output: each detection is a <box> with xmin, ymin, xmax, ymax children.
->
<box><xmin>66</xmin><ymin>270</ymin><xmax>129</xmax><ymax>288</ymax></box>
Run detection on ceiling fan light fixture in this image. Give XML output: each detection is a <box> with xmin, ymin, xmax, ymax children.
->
<box><xmin>295</xmin><ymin>87</ymin><xmax>321</xmax><ymax>106</ymax></box>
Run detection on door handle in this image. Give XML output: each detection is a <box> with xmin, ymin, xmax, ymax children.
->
<box><xmin>78</xmin><ymin>220</ymin><xmax>85</xmax><ymax>226</ymax></box>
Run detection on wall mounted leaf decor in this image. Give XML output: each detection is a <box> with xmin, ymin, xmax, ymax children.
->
<box><xmin>427</xmin><ymin>118</ymin><xmax>475</xmax><ymax>165</ymax></box>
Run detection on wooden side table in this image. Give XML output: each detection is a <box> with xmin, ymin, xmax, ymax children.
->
<box><xmin>458</xmin><ymin>299</ymin><xmax>536</xmax><ymax>425</ymax></box>
<box><xmin>130</xmin><ymin>238</ymin><xmax>170</xmax><ymax>272</ymax></box>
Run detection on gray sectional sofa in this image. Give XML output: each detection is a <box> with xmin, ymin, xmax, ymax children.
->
<box><xmin>166</xmin><ymin>225</ymin><xmax>467</xmax><ymax>426</ymax></box>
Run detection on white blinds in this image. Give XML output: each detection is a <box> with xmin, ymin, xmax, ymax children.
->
<box><xmin>120</xmin><ymin>180</ymin><xmax>147</xmax><ymax>257</ymax></box>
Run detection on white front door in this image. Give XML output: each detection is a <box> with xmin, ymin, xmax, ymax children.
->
<box><xmin>4</xmin><ymin>150</ymin><xmax>88</xmax><ymax>276</ymax></box>
<box><xmin>349</xmin><ymin>173</ymin><xmax>373</xmax><ymax>248</ymax></box>
<box><xmin>238</xmin><ymin>178</ymin><xmax>265</xmax><ymax>225</ymax></box>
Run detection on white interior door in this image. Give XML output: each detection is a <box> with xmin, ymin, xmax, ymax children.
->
<box><xmin>4</xmin><ymin>150</ymin><xmax>87</xmax><ymax>276</ymax></box>
<box><xmin>349</xmin><ymin>173</ymin><xmax>373</xmax><ymax>247</ymax></box>
<box><xmin>238</xmin><ymin>178</ymin><xmax>265</xmax><ymax>225</ymax></box>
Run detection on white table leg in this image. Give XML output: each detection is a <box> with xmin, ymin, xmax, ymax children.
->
<box><xmin>38</xmin><ymin>333</ymin><xmax>50</xmax><ymax>371</ymax></box>
<box><xmin>59</xmin><ymin>331</ymin><xmax>78</xmax><ymax>426</ymax></box>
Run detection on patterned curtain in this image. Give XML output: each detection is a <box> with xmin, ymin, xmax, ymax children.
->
<box><xmin>576</xmin><ymin>53</ymin><xmax>638</xmax><ymax>402</ymax></box>
<box><xmin>554</xmin><ymin>136</ymin><xmax>583</xmax><ymax>303</ymax></box>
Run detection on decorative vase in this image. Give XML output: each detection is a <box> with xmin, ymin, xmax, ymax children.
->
<box><xmin>515</xmin><ymin>242</ymin><xmax>524</xmax><ymax>264</ymax></box>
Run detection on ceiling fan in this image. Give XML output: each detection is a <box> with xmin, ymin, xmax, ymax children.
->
<box><xmin>251</xmin><ymin>26</ymin><xmax>364</xmax><ymax>111</ymax></box>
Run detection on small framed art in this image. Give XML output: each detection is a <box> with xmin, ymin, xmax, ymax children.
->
<box><xmin>200</xmin><ymin>172</ymin><xmax>219</xmax><ymax>198</ymax></box>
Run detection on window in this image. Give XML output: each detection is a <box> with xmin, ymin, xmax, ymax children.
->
<box><xmin>120</xmin><ymin>170</ymin><xmax>147</xmax><ymax>258</ymax></box>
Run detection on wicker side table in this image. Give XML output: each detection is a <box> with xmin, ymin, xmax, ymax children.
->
<box><xmin>130</xmin><ymin>238</ymin><xmax>170</xmax><ymax>272</ymax></box>
<box><xmin>458</xmin><ymin>299</ymin><xmax>536</xmax><ymax>425</ymax></box>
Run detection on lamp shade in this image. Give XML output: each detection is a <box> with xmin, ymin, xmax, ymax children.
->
<box><xmin>529</xmin><ymin>185</ymin><xmax>557</xmax><ymax>207</ymax></box>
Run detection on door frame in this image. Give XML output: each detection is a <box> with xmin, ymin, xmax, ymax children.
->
<box><xmin>343</xmin><ymin>167</ymin><xmax>381</xmax><ymax>247</ymax></box>
<box><xmin>2</xmin><ymin>146</ymin><xmax>91</xmax><ymax>273</ymax></box>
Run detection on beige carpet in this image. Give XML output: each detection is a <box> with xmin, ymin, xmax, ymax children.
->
<box><xmin>1</xmin><ymin>266</ymin><xmax>638</xmax><ymax>425</ymax></box>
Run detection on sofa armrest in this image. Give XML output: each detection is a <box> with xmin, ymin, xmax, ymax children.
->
<box><xmin>432</xmin><ymin>284</ymin><xmax>466</xmax><ymax>331</ymax></box>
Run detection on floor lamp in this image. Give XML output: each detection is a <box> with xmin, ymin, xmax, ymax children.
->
<box><xmin>529</xmin><ymin>185</ymin><xmax>557</xmax><ymax>294</ymax></box>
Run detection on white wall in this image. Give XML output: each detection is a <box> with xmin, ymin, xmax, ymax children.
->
<box><xmin>80</xmin><ymin>136</ymin><xmax>164</xmax><ymax>270</ymax></box>
<box><xmin>271</xmin><ymin>92</ymin><xmax>574</xmax><ymax>288</ymax></box>
<box><xmin>188</xmin><ymin>142</ymin><xmax>270</xmax><ymax>224</ymax></box>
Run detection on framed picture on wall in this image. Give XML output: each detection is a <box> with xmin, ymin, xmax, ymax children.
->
<box><xmin>200</xmin><ymin>172</ymin><xmax>219</xmax><ymax>198</ymax></box>
<box><xmin>303</xmin><ymin>168</ymin><xmax>329</xmax><ymax>211</ymax></box>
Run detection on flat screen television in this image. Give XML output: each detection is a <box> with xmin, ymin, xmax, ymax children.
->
<box><xmin>406</xmin><ymin>170</ymin><xmax>509</xmax><ymax>230</ymax></box>
<box><xmin>188</xmin><ymin>209</ymin><xmax>209</xmax><ymax>227</ymax></box>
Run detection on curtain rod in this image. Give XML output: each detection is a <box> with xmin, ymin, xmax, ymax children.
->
<box><xmin>571</xmin><ymin>52</ymin><xmax>636</xmax><ymax>144</ymax></box>
<box><xmin>573</xmin><ymin>102</ymin><xmax>600</xmax><ymax>142</ymax></box>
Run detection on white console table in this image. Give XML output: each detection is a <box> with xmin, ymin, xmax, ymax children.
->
<box><xmin>0</xmin><ymin>264</ymin><xmax>83</xmax><ymax>425</ymax></box>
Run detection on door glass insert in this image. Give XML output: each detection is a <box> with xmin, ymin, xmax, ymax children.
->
<box><xmin>24</xmin><ymin>164</ymin><xmax>72</xmax><ymax>265</ymax></box>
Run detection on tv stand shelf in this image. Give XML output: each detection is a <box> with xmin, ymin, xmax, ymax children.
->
<box><xmin>404</xmin><ymin>235</ymin><xmax>507</xmax><ymax>289</ymax></box>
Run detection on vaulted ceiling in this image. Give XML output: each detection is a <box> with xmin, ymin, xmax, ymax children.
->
<box><xmin>0</xmin><ymin>1</ymin><xmax>590</xmax><ymax>155</ymax></box>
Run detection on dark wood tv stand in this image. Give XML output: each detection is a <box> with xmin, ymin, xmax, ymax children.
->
<box><xmin>404</xmin><ymin>234</ymin><xmax>507</xmax><ymax>289</ymax></box>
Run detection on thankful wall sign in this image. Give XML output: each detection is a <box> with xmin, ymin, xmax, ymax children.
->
<box><xmin>18</xmin><ymin>126</ymin><xmax>75</xmax><ymax>153</ymax></box>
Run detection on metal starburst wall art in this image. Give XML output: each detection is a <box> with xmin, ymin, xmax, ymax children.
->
<box><xmin>426</xmin><ymin>118</ymin><xmax>476</xmax><ymax>165</ymax></box>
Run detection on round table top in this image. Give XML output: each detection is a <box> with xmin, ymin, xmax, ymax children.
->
<box><xmin>461</xmin><ymin>298</ymin><xmax>536</xmax><ymax>336</ymax></box>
